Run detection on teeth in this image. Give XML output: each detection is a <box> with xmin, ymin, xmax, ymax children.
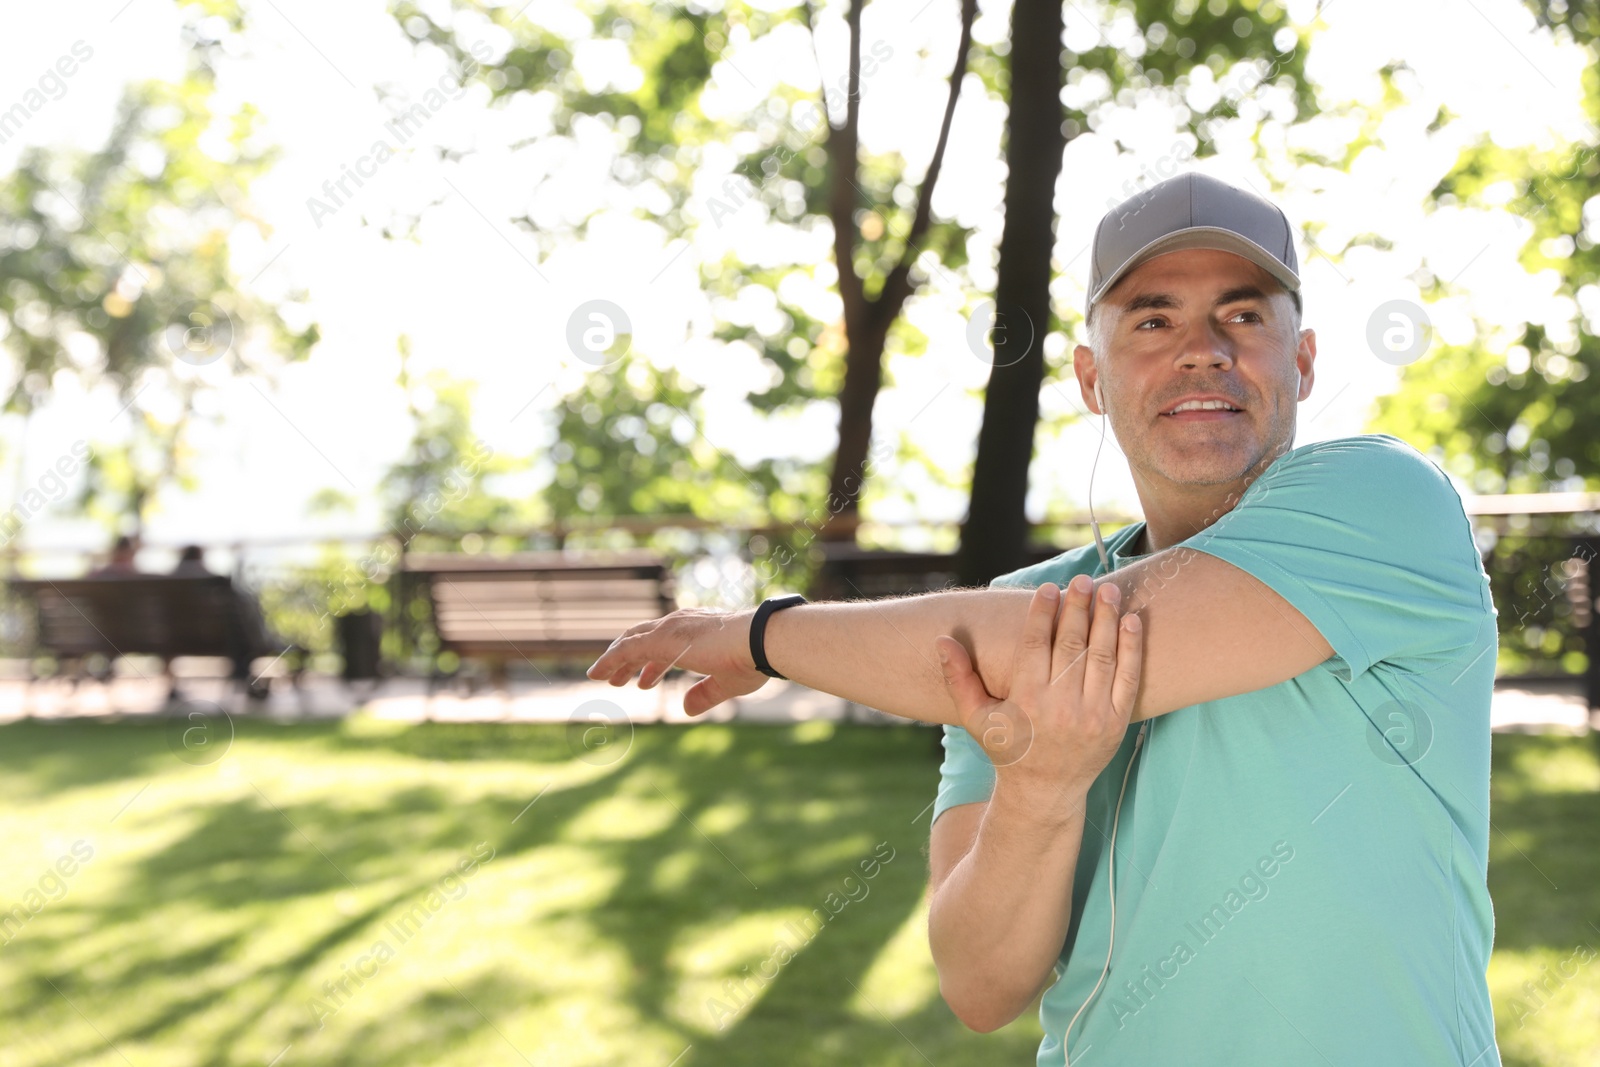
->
<box><xmin>1168</xmin><ymin>399</ymin><xmax>1239</xmax><ymax>413</ymax></box>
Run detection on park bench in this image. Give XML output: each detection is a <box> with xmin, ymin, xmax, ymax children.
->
<box><xmin>6</xmin><ymin>574</ymin><xmax>297</xmax><ymax>701</ymax></box>
<box><xmin>403</xmin><ymin>551</ymin><xmax>677</xmax><ymax>692</ymax></box>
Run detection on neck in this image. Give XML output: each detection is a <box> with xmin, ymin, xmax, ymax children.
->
<box><xmin>1131</xmin><ymin>453</ymin><xmax>1283</xmax><ymax>554</ymax></box>
<box><xmin>1134</xmin><ymin>490</ymin><xmax>1238</xmax><ymax>554</ymax></box>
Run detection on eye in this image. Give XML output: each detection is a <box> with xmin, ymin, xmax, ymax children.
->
<box><xmin>1228</xmin><ymin>309</ymin><xmax>1263</xmax><ymax>324</ymax></box>
<box><xmin>1134</xmin><ymin>317</ymin><xmax>1168</xmax><ymax>330</ymax></box>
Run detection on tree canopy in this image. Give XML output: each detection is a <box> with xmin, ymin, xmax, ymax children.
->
<box><xmin>0</xmin><ymin>9</ymin><xmax>317</xmax><ymax>540</ymax></box>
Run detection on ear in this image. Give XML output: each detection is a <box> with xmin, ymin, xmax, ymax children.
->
<box><xmin>1075</xmin><ymin>344</ymin><xmax>1103</xmax><ymax>415</ymax></box>
<box><xmin>1295</xmin><ymin>327</ymin><xmax>1316</xmax><ymax>402</ymax></box>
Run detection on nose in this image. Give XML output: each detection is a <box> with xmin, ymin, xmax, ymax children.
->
<box><xmin>1176</xmin><ymin>318</ymin><xmax>1234</xmax><ymax>371</ymax></box>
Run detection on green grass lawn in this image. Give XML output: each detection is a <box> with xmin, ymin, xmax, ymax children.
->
<box><xmin>0</xmin><ymin>716</ymin><xmax>1594</xmax><ymax>1067</ymax></box>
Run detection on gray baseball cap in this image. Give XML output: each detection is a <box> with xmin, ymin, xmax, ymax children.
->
<box><xmin>1087</xmin><ymin>172</ymin><xmax>1299</xmax><ymax>315</ymax></box>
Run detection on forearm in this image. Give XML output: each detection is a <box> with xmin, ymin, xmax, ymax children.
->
<box><xmin>761</xmin><ymin>588</ymin><xmax>1037</xmax><ymax>724</ymax></box>
<box><xmin>928</xmin><ymin>780</ymin><xmax>1089</xmax><ymax>1031</ymax></box>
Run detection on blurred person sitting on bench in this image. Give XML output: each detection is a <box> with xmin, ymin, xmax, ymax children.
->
<box><xmin>87</xmin><ymin>534</ymin><xmax>141</xmax><ymax>577</ymax></box>
<box><xmin>171</xmin><ymin>543</ymin><xmax>216</xmax><ymax>577</ymax></box>
<box><xmin>71</xmin><ymin>534</ymin><xmax>142</xmax><ymax>682</ymax></box>
<box><xmin>161</xmin><ymin>543</ymin><xmax>270</xmax><ymax>702</ymax></box>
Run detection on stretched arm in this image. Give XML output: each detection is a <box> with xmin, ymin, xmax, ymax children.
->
<box><xmin>764</xmin><ymin>588</ymin><xmax>1033</xmax><ymax>725</ymax></box>
<box><xmin>588</xmin><ymin>544</ymin><xmax>1332</xmax><ymax>723</ymax></box>
<box><xmin>929</xmin><ymin>580</ymin><xmax>1140</xmax><ymax>1030</ymax></box>
<box><xmin>585</xmin><ymin>588</ymin><xmax>1026</xmax><ymax>724</ymax></box>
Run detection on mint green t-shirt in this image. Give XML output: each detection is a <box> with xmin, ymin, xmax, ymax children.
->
<box><xmin>935</xmin><ymin>434</ymin><xmax>1501</xmax><ymax>1066</ymax></box>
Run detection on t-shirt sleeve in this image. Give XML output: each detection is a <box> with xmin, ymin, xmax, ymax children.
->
<box><xmin>1182</xmin><ymin>434</ymin><xmax>1491</xmax><ymax>683</ymax></box>
<box><xmin>932</xmin><ymin>566</ymin><xmax>1042</xmax><ymax>826</ymax></box>
<box><xmin>935</xmin><ymin>719</ymin><xmax>997</xmax><ymax>826</ymax></box>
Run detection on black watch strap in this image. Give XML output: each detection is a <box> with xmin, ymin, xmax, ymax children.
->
<box><xmin>750</xmin><ymin>594</ymin><xmax>807</xmax><ymax>680</ymax></box>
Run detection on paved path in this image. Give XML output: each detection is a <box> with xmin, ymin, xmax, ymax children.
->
<box><xmin>0</xmin><ymin>669</ymin><xmax>1591</xmax><ymax>733</ymax></box>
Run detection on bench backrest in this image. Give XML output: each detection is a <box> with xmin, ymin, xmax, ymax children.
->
<box><xmin>8</xmin><ymin>576</ymin><xmax>263</xmax><ymax>658</ymax></box>
<box><xmin>420</xmin><ymin>562</ymin><xmax>676</xmax><ymax>654</ymax></box>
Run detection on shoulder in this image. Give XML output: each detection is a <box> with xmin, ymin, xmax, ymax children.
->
<box><xmin>1250</xmin><ymin>433</ymin><xmax>1467</xmax><ymax>510</ymax></box>
<box><xmin>1220</xmin><ymin>434</ymin><xmax>1481</xmax><ymax>578</ymax></box>
<box><xmin>1273</xmin><ymin>432</ymin><xmax>1450</xmax><ymax>479</ymax></box>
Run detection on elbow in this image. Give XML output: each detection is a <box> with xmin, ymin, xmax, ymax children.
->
<box><xmin>952</xmin><ymin>1007</ymin><xmax>1015</xmax><ymax>1035</ymax></box>
<box><xmin>938</xmin><ymin>976</ymin><xmax>1027</xmax><ymax>1033</ymax></box>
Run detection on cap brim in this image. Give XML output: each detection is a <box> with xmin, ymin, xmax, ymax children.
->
<box><xmin>1088</xmin><ymin>227</ymin><xmax>1301</xmax><ymax>309</ymax></box>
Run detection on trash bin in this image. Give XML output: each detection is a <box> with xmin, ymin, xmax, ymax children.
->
<box><xmin>335</xmin><ymin>609</ymin><xmax>384</xmax><ymax>682</ymax></box>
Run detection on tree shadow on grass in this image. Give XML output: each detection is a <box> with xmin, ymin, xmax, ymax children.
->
<box><xmin>1484</xmin><ymin>733</ymin><xmax>1600</xmax><ymax>956</ymax></box>
<box><xmin>551</xmin><ymin>723</ymin><xmax>1043</xmax><ymax>1066</ymax></box>
<box><xmin>307</xmin><ymin>970</ymin><xmax>523</xmax><ymax>1066</ymax></box>
<box><xmin>0</xmin><ymin>718</ymin><xmax>1045</xmax><ymax>1066</ymax></box>
<box><xmin>0</xmin><ymin>719</ymin><xmax>575</xmax><ymax>1067</ymax></box>
<box><xmin>0</xmin><ymin>719</ymin><xmax>191</xmax><ymax>800</ymax></box>
<box><xmin>321</xmin><ymin>719</ymin><xmax>586</xmax><ymax>764</ymax></box>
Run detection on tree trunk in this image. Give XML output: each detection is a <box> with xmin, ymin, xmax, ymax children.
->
<box><xmin>815</xmin><ymin>0</ymin><xmax>977</xmax><ymax>535</ymax></box>
<box><xmin>956</xmin><ymin>0</ymin><xmax>1066</xmax><ymax>585</ymax></box>
<box><xmin>825</xmin><ymin>308</ymin><xmax>892</xmax><ymax>520</ymax></box>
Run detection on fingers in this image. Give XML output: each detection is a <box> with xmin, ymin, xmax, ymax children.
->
<box><xmin>1049</xmin><ymin>574</ymin><xmax>1095</xmax><ymax>684</ymax></box>
<box><xmin>1110</xmin><ymin>612</ymin><xmax>1143</xmax><ymax>721</ymax></box>
<box><xmin>684</xmin><ymin>675</ymin><xmax>732</xmax><ymax>717</ymax></box>
<box><xmin>586</xmin><ymin>639</ymin><xmax>625</xmax><ymax>681</ymax></box>
<box><xmin>598</xmin><ymin>649</ymin><xmax>674</xmax><ymax>690</ymax></box>
<box><xmin>588</xmin><ymin>627</ymin><xmax>658</xmax><ymax>687</ymax></box>
<box><xmin>588</xmin><ymin>616</ymin><xmax>667</xmax><ymax>681</ymax></box>
<box><xmin>934</xmin><ymin>635</ymin><xmax>991</xmax><ymax>722</ymax></box>
<box><xmin>598</xmin><ymin>650</ymin><xmax>638</xmax><ymax>687</ymax></box>
<box><xmin>1013</xmin><ymin>583</ymin><xmax>1062</xmax><ymax>694</ymax></box>
<box><xmin>1080</xmin><ymin>581</ymin><xmax>1125</xmax><ymax>710</ymax></box>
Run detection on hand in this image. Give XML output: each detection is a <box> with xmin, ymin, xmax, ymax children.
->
<box><xmin>934</xmin><ymin>576</ymin><xmax>1143</xmax><ymax>797</ymax></box>
<box><xmin>586</xmin><ymin>607</ymin><xmax>771</xmax><ymax>716</ymax></box>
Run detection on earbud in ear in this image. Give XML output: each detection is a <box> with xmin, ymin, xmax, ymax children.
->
<box><xmin>1094</xmin><ymin>380</ymin><xmax>1105</xmax><ymax>414</ymax></box>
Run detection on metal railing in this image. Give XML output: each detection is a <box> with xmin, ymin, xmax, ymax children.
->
<box><xmin>1</xmin><ymin>493</ymin><xmax>1596</xmax><ymax>706</ymax></box>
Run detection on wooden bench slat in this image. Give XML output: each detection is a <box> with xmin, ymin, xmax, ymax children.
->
<box><xmin>436</xmin><ymin>615</ymin><xmax>648</xmax><ymax>628</ymax></box>
<box><xmin>417</xmin><ymin>559</ymin><xmax>675</xmax><ymax>664</ymax></box>
<box><xmin>433</xmin><ymin>597</ymin><xmax>661</xmax><ymax>606</ymax></box>
<box><xmin>429</xmin><ymin>571</ymin><xmax>667</xmax><ymax>584</ymax></box>
<box><xmin>435</xmin><ymin>607</ymin><xmax>645</xmax><ymax>617</ymax></box>
<box><xmin>444</xmin><ymin>640</ymin><xmax>617</xmax><ymax>654</ymax></box>
<box><xmin>432</xmin><ymin>583</ymin><xmax>665</xmax><ymax>600</ymax></box>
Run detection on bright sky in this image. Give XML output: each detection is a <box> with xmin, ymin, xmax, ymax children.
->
<box><xmin>0</xmin><ymin>0</ymin><xmax>1592</xmax><ymax>572</ymax></box>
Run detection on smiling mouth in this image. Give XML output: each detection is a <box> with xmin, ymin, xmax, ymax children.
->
<box><xmin>1171</xmin><ymin>406</ymin><xmax>1241</xmax><ymax>419</ymax></box>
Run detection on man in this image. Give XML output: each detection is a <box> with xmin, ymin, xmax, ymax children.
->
<box><xmin>590</xmin><ymin>172</ymin><xmax>1500</xmax><ymax>1065</ymax></box>
<box><xmin>87</xmin><ymin>533</ymin><xmax>140</xmax><ymax>577</ymax></box>
<box><xmin>171</xmin><ymin>543</ymin><xmax>217</xmax><ymax>577</ymax></box>
<box><xmin>161</xmin><ymin>544</ymin><xmax>265</xmax><ymax>702</ymax></box>
<box><xmin>76</xmin><ymin>534</ymin><xmax>142</xmax><ymax>684</ymax></box>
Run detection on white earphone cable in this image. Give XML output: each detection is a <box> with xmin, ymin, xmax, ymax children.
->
<box><xmin>1089</xmin><ymin>383</ymin><xmax>1110</xmax><ymax>572</ymax></box>
<box><xmin>1065</xmin><ymin>384</ymin><xmax>1140</xmax><ymax>1064</ymax></box>
<box><xmin>1062</xmin><ymin>721</ymin><xmax>1147</xmax><ymax>1065</ymax></box>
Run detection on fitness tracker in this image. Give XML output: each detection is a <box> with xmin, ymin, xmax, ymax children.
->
<box><xmin>749</xmin><ymin>594</ymin><xmax>807</xmax><ymax>680</ymax></box>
